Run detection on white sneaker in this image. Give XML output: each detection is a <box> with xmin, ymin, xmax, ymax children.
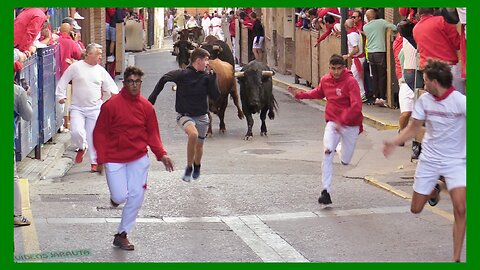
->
<box><xmin>107</xmin><ymin>55</ymin><xmax>115</xmax><ymax>63</ymax></box>
<box><xmin>74</xmin><ymin>12</ymin><xmax>84</xmax><ymax>20</ymax></box>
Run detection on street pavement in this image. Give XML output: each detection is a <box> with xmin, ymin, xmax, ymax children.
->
<box><xmin>13</xmin><ymin>38</ymin><xmax>464</xmax><ymax>262</ymax></box>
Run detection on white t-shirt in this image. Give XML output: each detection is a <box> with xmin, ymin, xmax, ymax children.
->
<box><xmin>211</xmin><ymin>17</ymin><xmax>222</xmax><ymax>27</ymax></box>
<box><xmin>412</xmin><ymin>91</ymin><xmax>466</xmax><ymax>162</ymax></box>
<box><xmin>55</xmin><ymin>60</ymin><xmax>118</xmax><ymax>107</ymax></box>
<box><xmin>347</xmin><ymin>31</ymin><xmax>363</xmax><ymax>57</ymax></box>
<box><xmin>402</xmin><ymin>38</ymin><xmax>417</xmax><ymax>70</ymax></box>
<box><xmin>202</xmin><ymin>17</ymin><xmax>211</xmax><ymax>29</ymax></box>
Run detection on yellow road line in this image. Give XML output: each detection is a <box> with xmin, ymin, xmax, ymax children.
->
<box><xmin>18</xmin><ymin>178</ymin><xmax>42</xmax><ymax>260</ymax></box>
<box><xmin>364</xmin><ymin>176</ymin><xmax>454</xmax><ymax>222</ymax></box>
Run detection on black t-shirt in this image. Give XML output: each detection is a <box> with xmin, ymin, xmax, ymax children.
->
<box><xmin>148</xmin><ymin>66</ymin><xmax>220</xmax><ymax>116</ymax></box>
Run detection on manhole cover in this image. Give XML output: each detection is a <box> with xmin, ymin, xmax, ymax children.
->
<box><xmin>241</xmin><ymin>149</ymin><xmax>285</xmax><ymax>155</ymax></box>
<box><xmin>40</xmin><ymin>194</ymin><xmax>99</xmax><ymax>202</ymax></box>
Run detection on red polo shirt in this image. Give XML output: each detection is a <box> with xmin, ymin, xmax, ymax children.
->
<box><xmin>58</xmin><ymin>32</ymin><xmax>83</xmax><ymax>76</ymax></box>
<box><xmin>14</xmin><ymin>8</ymin><xmax>47</xmax><ymax>51</ymax></box>
<box><xmin>413</xmin><ymin>15</ymin><xmax>459</xmax><ymax>70</ymax></box>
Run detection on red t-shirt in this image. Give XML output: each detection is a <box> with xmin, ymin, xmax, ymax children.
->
<box><xmin>413</xmin><ymin>15</ymin><xmax>459</xmax><ymax>69</ymax></box>
<box><xmin>295</xmin><ymin>69</ymin><xmax>363</xmax><ymax>132</ymax></box>
<box><xmin>93</xmin><ymin>89</ymin><xmax>168</xmax><ymax>164</ymax></box>
<box><xmin>14</xmin><ymin>8</ymin><xmax>47</xmax><ymax>51</ymax></box>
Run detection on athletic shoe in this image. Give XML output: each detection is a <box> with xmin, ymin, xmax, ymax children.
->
<box><xmin>113</xmin><ymin>232</ymin><xmax>134</xmax><ymax>250</ymax></box>
<box><xmin>107</xmin><ymin>55</ymin><xmax>115</xmax><ymax>63</ymax></box>
<box><xmin>73</xmin><ymin>12</ymin><xmax>85</xmax><ymax>20</ymax></box>
<box><xmin>318</xmin><ymin>189</ymin><xmax>332</xmax><ymax>205</ymax></box>
<box><xmin>75</xmin><ymin>148</ymin><xmax>87</xmax><ymax>164</ymax></box>
<box><xmin>14</xmin><ymin>215</ymin><xmax>31</xmax><ymax>227</ymax></box>
<box><xmin>110</xmin><ymin>198</ymin><xmax>119</xmax><ymax>208</ymax></box>
<box><xmin>361</xmin><ymin>95</ymin><xmax>368</xmax><ymax>103</ymax></box>
<box><xmin>427</xmin><ymin>183</ymin><xmax>441</xmax><ymax>207</ymax></box>
<box><xmin>90</xmin><ymin>164</ymin><xmax>99</xmax><ymax>172</ymax></box>
<box><xmin>182</xmin><ymin>166</ymin><xmax>193</xmax><ymax>182</ymax></box>
<box><xmin>192</xmin><ymin>164</ymin><xmax>201</xmax><ymax>180</ymax></box>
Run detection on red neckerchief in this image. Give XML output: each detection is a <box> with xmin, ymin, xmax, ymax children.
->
<box><xmin>434</xmin><ymin>86</ymin><xmax>455</xmax><ymax>101</ymax></box>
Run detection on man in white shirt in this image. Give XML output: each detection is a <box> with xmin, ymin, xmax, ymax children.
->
<box><xmin>56</xmin><ymin>43</ymin><xmax>118</xmax><ymax>172</ymax></box>
<box><xmin>210</xmin><ymin>13</ymin><xmax>224</xmax><ymax>41</ymax></box>
<box><xmin>343</xmin><ymin>19</ymin><xmax>366</xmax><ymax>102</ymax></box>
<box><xmin>201</xmin><ymin>12</ymin><xmax>211</xmax><ymax>36</ymax></box>
<box><xmin>383</xmin><ymin>59</ymin><xmax>466</xmax><ymax>262</ymax></box>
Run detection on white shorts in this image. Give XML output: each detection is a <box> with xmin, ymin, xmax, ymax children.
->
<box><xmin>253</xmin><ymin>36</ymin><xmax>264</xmax><ymax>49</ymax></box>
<box><xmin>398</xmin><ymin>82</ymin><xmax>415</xmax><ymax>113</ymax></box>
<box><xmin>413</xmin><ymin>159</ymin><xmax>466</xmax><ymax>195</ymax></box>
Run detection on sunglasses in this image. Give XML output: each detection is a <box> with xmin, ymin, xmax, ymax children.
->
<box><xmin>351</xmin><ymin>16</ymin><xmax>357</xmax><ymax>19</ymax></box>
<box><xmin>125</xmin><ymin>79</ymin><xmax>143</xmax><ymax>85</ymax></box>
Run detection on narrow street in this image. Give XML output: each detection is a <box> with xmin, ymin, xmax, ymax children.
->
<box><xmin>14</xmin><ymin>42</ymin><xmax>463</xmax><ymax>262</ymax></box>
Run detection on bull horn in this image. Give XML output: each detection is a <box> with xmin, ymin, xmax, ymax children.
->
<box><xmin>188</xmin><ymin>49</ymin><xmax>194</xmax><ymax>54</ymax></box>
<box><xmin>212</xmin><ymin>45</ymin><xmax>222</xmax><ymax>52</ymax></box>
<box><xmin>171</xmin><ymin>85</ymin><xmax>177</xmax><ymax>91</ymax></box>
<box><xmin>192</xmin><ymin>42</ymin><xmax>199</xmax><ymax>48</ymax></box>
<box><xmin>262</xmin><ymin>71</ymin><xmax>275</xmax><ymax>77</ymax></box>
<box><xmin>234</xmin><ymin>71</ymin><xmax>245</xmax><ymax>77</ymax></box>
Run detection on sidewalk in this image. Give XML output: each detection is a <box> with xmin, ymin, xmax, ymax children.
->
<box><xmin>272</xmin><ymin>72</ymin><xmax>400</xmax><ymax>130</ymax></box>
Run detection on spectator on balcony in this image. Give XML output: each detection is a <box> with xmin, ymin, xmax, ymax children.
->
<box><xmin>14</xmin><ymin>8</ymin><xmax>48</xmax><ymax>57</ymax></box>
<box><xmin>363</xmin><ymin>8</ymin><xmax>397</xmax><ymax>107</ymax></box>
<box><xmin>314</xmin><ymin>15</ymin><xmax>336</xmax><ymax>47</ymax></box>
<box><xmin>55</xmin><ymin>43</ymin><xmax>119</xmax><ymax>173</ymax></box>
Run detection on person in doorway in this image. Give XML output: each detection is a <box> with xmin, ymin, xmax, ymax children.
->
<box><xmin>288</xmin><ymin>54</ymin><xmax>363</xmax><ymax>205</ymax></box>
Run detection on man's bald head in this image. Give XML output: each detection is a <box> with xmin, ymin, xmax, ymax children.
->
<box><xmin>60</xmin><ymin>23</ymin><xmax>71</xmax><ymax>33</ymax></box>
<box><xmin>366</xmin><ymin>9</ymin><xmax>377</xmax><ymax>21</ymax></box>
<box><xmin>344</xmin><ymin>18</ymin><xmax>354</xmax><ymax>29</ymax></box>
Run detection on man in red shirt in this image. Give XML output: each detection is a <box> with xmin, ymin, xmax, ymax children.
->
<box><xmin>14</xmin><ymin>8</ymin><xmax>48</xmax><ymax>56</ymax></box>
<box><xmin>413</xmin><ymin>8</ymin><xmax>464</xmax><ymax>94</ymax></box>
<box><xmin>288</xmin><ymin>55</ymin><xmax>363</xmax><ymax>205</ymax></box>
<box><xmin>93</xmin><ymin>66</ymin><xmax>174</xmax><ymax>250</ymax></box>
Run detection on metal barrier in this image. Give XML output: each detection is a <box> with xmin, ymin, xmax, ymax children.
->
<box><xmin>15</xmin><ymin>44</ymin><xmax>61</xmax><ymax>161</ymax></box>
<box><xmin>15</xmin><ymin>56</ymin><xmax>40</xmax><ymax>161</ymax></box>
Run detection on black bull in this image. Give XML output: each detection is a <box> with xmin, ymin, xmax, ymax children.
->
<box><xmin>236</xmin><ymin>60</ymin><xmax>277</xmax><ymax>140</ymax></box>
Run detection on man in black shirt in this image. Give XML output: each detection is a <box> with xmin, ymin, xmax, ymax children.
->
<box><xmin>149</xmin><ymin>48</ymin><xmax>220</xmax><ymax>182</ymax></box>
<box><xmin>251</xmin><ymin>12</ymin><xmax>265</xmax><ymax>61</ymax></box>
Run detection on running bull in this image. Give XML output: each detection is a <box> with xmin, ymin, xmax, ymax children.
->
<box><xmin>235</xmin><ymin>60</ymin><xmax>277</xmax><ymax>140</ymax></box>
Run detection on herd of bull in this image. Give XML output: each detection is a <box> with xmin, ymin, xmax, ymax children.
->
<box><xmin>171</xmin><ymin>32</ymin><xmax>278</xmax><ymax>140</ymax></box>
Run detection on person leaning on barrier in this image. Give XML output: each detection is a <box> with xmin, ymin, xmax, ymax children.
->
<box><xmin>13</xmin><ymin>49</ymin><xmax>33</xmax><ymax>227</ymax></box>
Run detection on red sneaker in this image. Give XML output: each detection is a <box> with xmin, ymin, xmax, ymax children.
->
<box><xmin>90</xmin><ymin>164</ymin><xmax>98</xmax><ymax>172</ymax></box>
<box><xmin>75</xmin><ymin>148</ymin><xmax>87</xmax><ymax>164</ymax></box>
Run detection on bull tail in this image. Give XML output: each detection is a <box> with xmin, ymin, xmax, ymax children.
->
<box><xmin>268</xmin><ymin>95</ymin><xmax>278</xmax><ymax>120</ymax></box>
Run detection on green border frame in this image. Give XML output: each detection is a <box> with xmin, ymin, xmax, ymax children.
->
<box><xmin>2</xmin><ymin>1</ymin><xmax>476</xmax><ymax>269</ymax></box>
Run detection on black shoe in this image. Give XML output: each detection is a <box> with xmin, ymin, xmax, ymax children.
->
<box><xmin>318</xmin><ymin>189</ymin><xmax>332</xmax><ymax>205</ymax></box>
<box><xmin>182</xmin><ymin>166</ymin><xmax>193</xmax><ymax>182</ymax></box>
<box><xmin>110</xmin><ymin>198</ymin><xmax>119</xmax><ymax>208</ymax></box>
<box><xmin>427</xmin><ymin>183</ymin><xmax>441</xmax><ymax>206</ymax></box>
<box><xmin>411</xmin><ymin>141</ymin><xmax>422</xmax><ymax>161</ymax></box>
<box><xmin>192</xmin><ymin>163</ymin><xmax>201</xmax><ymax>180</ymax></box>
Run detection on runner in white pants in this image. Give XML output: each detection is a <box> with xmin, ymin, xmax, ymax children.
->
<box><xmin>288</xmin><ymin>54</ymin><xmax>363</xmax><ymax>205</ymax></box>
<box><xmin>56</xmin><ymin>43</ymin><xmax>118</xmax><ymax>173</ymax></box>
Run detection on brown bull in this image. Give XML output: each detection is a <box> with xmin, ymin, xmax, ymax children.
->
<box><xmin>207</xmin><ymin>58</ymin><xmax>244</xmax><ymax>136</ymax></box>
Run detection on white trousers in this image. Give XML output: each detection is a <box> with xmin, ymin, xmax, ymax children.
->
<box><xmin>351</xmin><ymin>57</ymin><xmax>365</xmax><ymax>97</ymax></box>
<box><xmin>450</xmin><ymin>63</ymin><xmax>465</xmax><ymax>95</ymax></box>
<box><xmin>211</xmin><ymin>27</ymin><xmax>224</xmax><ymax>41</ymax></box>
<box><xmin>70</xmin><ymin>104</ymin><xmax>101</xmax><ymax>164</ymax></box>
<box><xmin>322</xmin><ymin>121</ymin><xmax>360</xmax><ymax>193</ymax></box>
<box><xmin>105</xmin><ymin>154</ymin><xmax>150</xmax><ymax>234</ymax></box>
